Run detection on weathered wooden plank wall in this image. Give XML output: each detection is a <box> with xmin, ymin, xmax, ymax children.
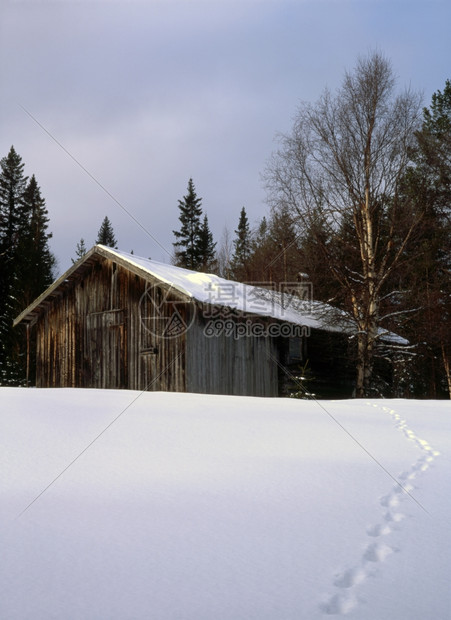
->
<box><xmin>33</xmin><ymin>255</ymin><xmax>281</xmax><ymax>396</ymax></box>
<box><xmin>186</xmin><ymin>317</ymin><xmax>279</xmax><ymax>396</ymax></box>
<box><xmin>35</xmin><ymin>257</ymin><xmax>187</xmax><ymax>391</ymax></box>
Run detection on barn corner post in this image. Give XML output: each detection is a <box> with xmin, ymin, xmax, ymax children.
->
<box><xmin>26</xmin><ymin>323</ymin><xmax>30</xmax><ymax>387</ymax></box>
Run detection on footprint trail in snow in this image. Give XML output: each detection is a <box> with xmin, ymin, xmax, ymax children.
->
<box><xmin>319</xmin><ymin>403</ymin><xmax>441</xmax><ymax>616</ymax></box>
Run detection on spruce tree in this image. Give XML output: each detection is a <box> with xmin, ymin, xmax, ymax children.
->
<box><xmin>0</xmin><ymin>147</ymin><xmax>28</xmax><ymax>383</ymax></box>
<box><xmin>16</xmin><ymin>175</ymin><xmax>55</xmax><ymax>308</ymax></box>
<box><xmin>198</xmin><ymin>214</ymin><xmax>217</xmax><ymax>272</ymax></box>
<box><xmin>15</xmin><ymin>175</ymin><xmax>56</xmax><ymax>385</ymax></box>
<box><xmin>0</xmin><ymin>149</ymin><xmax>55</xmax><ymax>385</ymax></box>
<box><xmin>0</xmin><ymin>146</ymin><xmax>27</xmax><ymax>267</ymax></box>
<box><xmin>252</xmin><ymin>217</ymin><xmax>269</xmax><ymax>257</ymax></box>
<box><xmin>173</xmin><ymin>178</ymin><xmax>204</xmax><ymax>270</ymax></box>
<box><xmin>96</xmin><ymin>216</ymin><xmax>118</xmax><ymax>248</ymax></box>
<box><xmin>230</xmin><ymin>207</ymin><xmax>251</xmax><ymax>281</ymax></box>
<box><xmin>246</xmin><ymin>216</ymin><xmax>270</xmax><ymax>282</ymax></box>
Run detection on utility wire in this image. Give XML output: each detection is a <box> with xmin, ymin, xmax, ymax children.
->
<box><xmin>19</xmin><ymin>104</ymin><xmax>172</xmax><ymax>259</ymax></box>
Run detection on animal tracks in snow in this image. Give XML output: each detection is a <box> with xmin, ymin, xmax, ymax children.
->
<box><xmin>333</xmin><ymin>566</ymin><xmax>367</xmax><ymax>588</ymax></box>
<box><xmin>366</xmin><ymin>523</ymin><xmax>391</xmax><ymax>537</ymax></box>
<box><xmin>320</xmin><ymin>539</ymin><xmax>395</xmax><ymax>616</ymax></box>
<box><xmin>362</xmin><ymin>541</ymin><xmax>394</xmax><ymax>563</ymax></box>
<box><xmin>320</xmin><ymin>403</ymin><xmax>441</xmax><ymax>616</ymax></box>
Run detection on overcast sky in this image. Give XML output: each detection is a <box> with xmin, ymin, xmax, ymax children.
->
<box><xmin>1</xmin><ymin>0</ymin><xmax>450</xmax><ymax>274</ymax></box>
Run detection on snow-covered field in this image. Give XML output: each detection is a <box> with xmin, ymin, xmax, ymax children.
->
<box><xmin>1</xmin><ymin>388</ymin><xmax>450</xmax><ymax>619</ymax></box>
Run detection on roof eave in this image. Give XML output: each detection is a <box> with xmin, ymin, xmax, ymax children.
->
<box><xmin>13</xmin><ymin>245</ymin><xmax>192</xmax><ymax>327</ymax></box>
<box><xmin>13</xmin><ymin>245</ymin><xmax>100</xmax><ymax>327</ymax></box>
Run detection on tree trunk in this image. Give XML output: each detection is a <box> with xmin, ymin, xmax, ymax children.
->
<box><xmin>355</xmin><ymin>317</ymin><xmax>377</xmax><ymax>397</ymax></box>
<box><xmin>442</xmin><ymin>342</ymin><xmax>451</xmax><ymax>399</ymax></box>
<box><xmin>354</xmin><ymin>178</ymin><xmax>379</xmax><ymax>397</ymax></box>
<box><xmin>355</xmin><ymin>332</ymin><xmax>367</xmax><ymax>398</ymax></box>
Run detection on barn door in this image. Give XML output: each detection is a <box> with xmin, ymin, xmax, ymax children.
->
<box><xmin>86</xmin><ymin>310</ymin><xmax>126</xmax><ymax>388</ymax></box>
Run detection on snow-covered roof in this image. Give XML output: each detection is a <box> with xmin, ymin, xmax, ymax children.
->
<box><xmin>13</xmin><ymin>245</ymin><xmax>407</xmax><ymax>344</ymax></box>
<box><xmin>107</xmin><ymin>248</ymin><xmax>407</xmax><ymax>343</ymax></box>
<box><xmin>109</xmin><ymin>247</ymin><xmax>333</xmax><ymax>332</ymax></box>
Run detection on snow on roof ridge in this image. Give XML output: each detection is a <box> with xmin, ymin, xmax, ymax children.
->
<box><xmin>103</xmin><ymin>246</ymin><xmax>196</xmax><ymax>299</ymax></box>
<box><xmin>101</xmin><ymin>246</ymin><xmax>338</xmax><ymax>332</ymax></box>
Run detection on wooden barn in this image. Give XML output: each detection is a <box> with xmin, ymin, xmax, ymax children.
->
<box><xmin>14</xmin><ymin>245</ymin><xmax>361</xmax><ymax>397</ymax></box>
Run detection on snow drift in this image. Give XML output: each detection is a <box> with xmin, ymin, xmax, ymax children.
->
<box><xmin>1</xmin><ymin>388</ymin><xmax>450</xmax><ymax>619</ymax></box>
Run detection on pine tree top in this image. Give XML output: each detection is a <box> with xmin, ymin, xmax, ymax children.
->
<box><xmin>96</xmin><ymin>216</ymin><xmax>118</xmax><ymax>248</ymax></box>
<box><xmin>173</xmin><ymin>178</ymin><xmax>205</xmax><ymax>270</ymax></box>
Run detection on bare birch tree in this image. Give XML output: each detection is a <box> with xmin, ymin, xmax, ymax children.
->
<box><xmin>216</xmin><ymin>225</ymin><xmax>233</xmax><ymax>279</ymax></box>
<box><xmin>265</xmin><ymin>52</ymin><xmax>423</xmax><ymax>397</ymax></box>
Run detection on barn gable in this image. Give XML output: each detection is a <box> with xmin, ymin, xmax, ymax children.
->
<box><xmin>14</xmin><ymin>248</ymin><xmax>186</xmax><ymax>390</ymax></box>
